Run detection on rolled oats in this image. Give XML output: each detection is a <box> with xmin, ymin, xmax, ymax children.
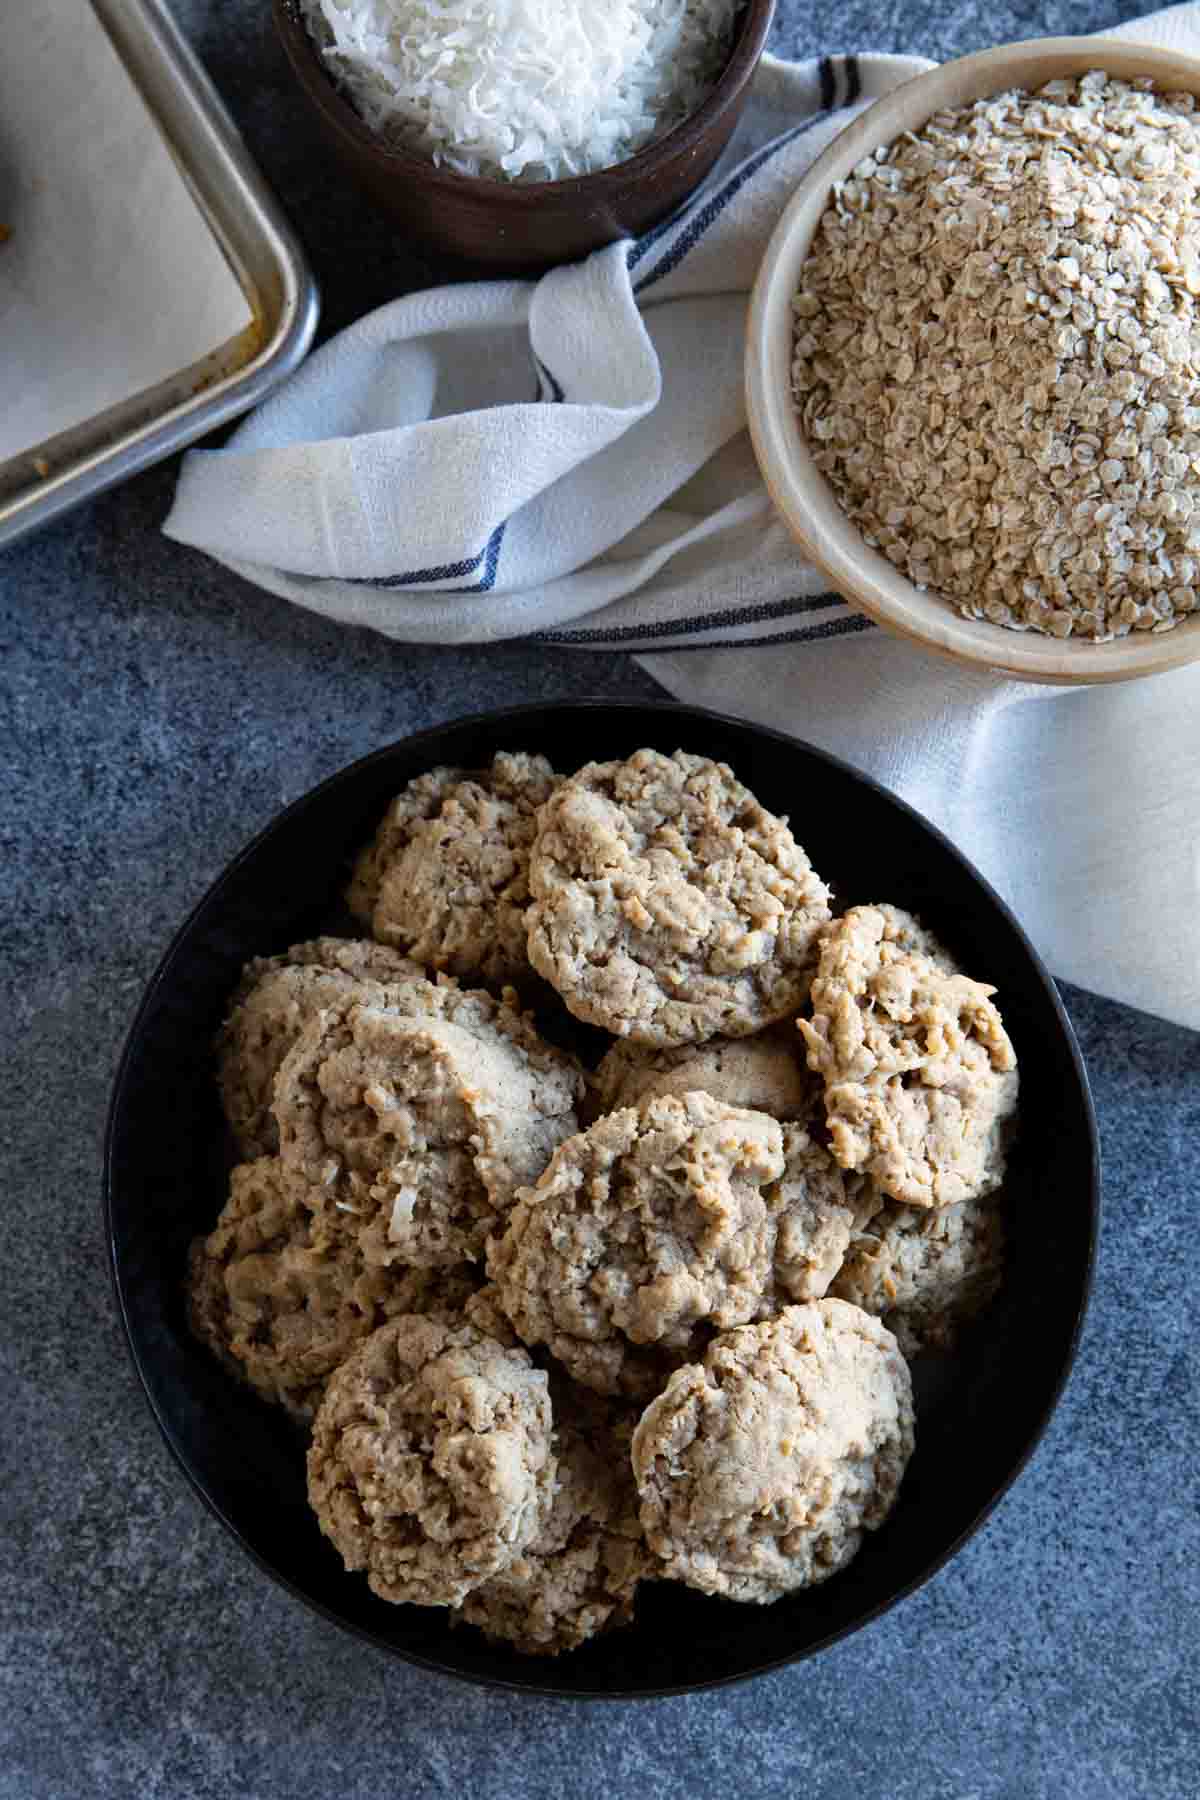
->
<box><xmin>792</xmin><ymin>72</ymin><xmax>1200</xmax><ymax>640</ymax></box>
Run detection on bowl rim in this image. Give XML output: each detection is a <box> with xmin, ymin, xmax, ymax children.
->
<box><xmin>272</xmin><ymin>0</ymin><xmax>776</xmax><ymax>202</ymax></box>
<box><xmin>746</xmin><ymin>35</ymin><xmax>1200</xmax><ymax>685</ymax></box>
<box><xmin>103</xmin><ymin>699</ymin><xmax>1101</xmax><ymax>1700</ymax></box>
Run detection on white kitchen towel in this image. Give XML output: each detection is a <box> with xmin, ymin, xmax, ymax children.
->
<box><xmin>165</xmin><ymin>7</ymin><xmax>1200</xmax><ymax>1031</ymax></box>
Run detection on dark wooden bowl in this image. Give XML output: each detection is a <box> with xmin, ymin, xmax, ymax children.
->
<box><xmin>272</xmin><ymin>0</ymin><xmax>777</xmax><ymax>272</ymax></box>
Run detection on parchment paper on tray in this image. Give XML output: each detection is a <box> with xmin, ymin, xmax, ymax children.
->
<box><xmin>0</xmin><ymin>0</ymin><xmax>253</xmax><ymax>466</ymax></box>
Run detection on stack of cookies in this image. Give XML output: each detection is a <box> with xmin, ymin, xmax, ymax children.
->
<box><xmin>189</xmin><ymin>747</ymin><xmax>1019</xmax><ymax>1655</ymax></box>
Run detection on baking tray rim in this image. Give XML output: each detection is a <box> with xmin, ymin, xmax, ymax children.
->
<box><xmin>0</xmin><ymin>0</ymin><xmax>319</xmax><ymax>551</ymax></box>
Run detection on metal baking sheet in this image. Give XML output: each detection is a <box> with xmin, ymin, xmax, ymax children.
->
<box><xmin>0</xmin><ymin>0</ymin><xmax>318</xmax><ymax>551</ymax></box>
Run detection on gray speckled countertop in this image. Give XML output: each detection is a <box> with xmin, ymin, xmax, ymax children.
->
<box><xmin>3</xmin><ymin>2</ymin><xmax>1198</xmax><ymax>1795</ymax></box>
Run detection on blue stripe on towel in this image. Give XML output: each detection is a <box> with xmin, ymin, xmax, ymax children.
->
<box><xmin>628</xmin><ymin>81</ymin><xmax>836</xmax><ymax>278</ymax></box>
<box><xmin>454</xmin><ymin>519</ymin><xmax>507</xmax><ymax>592</ymax></box>
<box><xmin>635</xmin><ymin>613</ymin><xmax>876</xmax><ymax>651</ymax></box>
<box><xmin>537</xmin><ymin>593</ymin><xmax>848</xmax><ymax>645</ymax></box>
<box><xmin>627</xmin><ymin>192</ymin><xmax>700</xmax><ymax>272</ymax></box>
<box><xmin>533</xmin><ymin>353</ymin><xmax>565</xmax><ymax>402</ymax></box>
<box><xmin>631</xmin><ymin>107</ymin><xmax>838</xmax><ymax>298</ymax></box>
<box><xmin>355</xmin><ymin>518</ymin><xmax>508</xmax><ymax>592</ymax></box>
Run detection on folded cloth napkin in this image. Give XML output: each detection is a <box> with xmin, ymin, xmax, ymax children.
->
<box><xmin>165</xmin><ymin>5</ymin><xmax>1200</xmax><ymax>1032</ymax></box>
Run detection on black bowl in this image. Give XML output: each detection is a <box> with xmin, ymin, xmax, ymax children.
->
<box><xmin>105</xmin><ymin>702</ymin><xmax>1099</xmax><ymax>1699</ymax></box>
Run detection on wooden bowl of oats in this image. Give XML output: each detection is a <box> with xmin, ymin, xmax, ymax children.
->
<box><xmin>746</xmin><ymin>38</ymin><xmax>1200</xmax><ymax>683</ymax></box>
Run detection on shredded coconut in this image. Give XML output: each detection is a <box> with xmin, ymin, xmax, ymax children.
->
<box><xmin>389</xmin><ymin>1188</ymin><xmax>418</xmax><ymax>1236</ymax></box>
<box><xmin>300</xmin><ymin>0</ymin><xmax>739</xmax><ymax>183</ymax></box>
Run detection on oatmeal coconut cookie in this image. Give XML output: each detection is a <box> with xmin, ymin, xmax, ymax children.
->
<box><xmin>829</xmin><ymin>1191</ymin><xmax>1007</xmax><ymax>1358</ymax></box>
<box><xmin>216</xmin><ymin>937</ymin><xmax>426</xmax><ymax>1160</ymax></box>
<box><xmin>594</xmin><ymin>1037</ymin><xmax>871</xmax><ymax>1303</ymax></box>
<box><xmin>347</xmin><ymin>751</ymin><xmax>558</xmax><ymax>988</ymax></box>
<box><xmin>461</xmin><ymin>1283</ymin><xmax>523</xmax><ymax>1348</ymax></box>
<box><xmin>771</xmin><ymin>1124</ymin><xmax>879</xmax><ymax>1304</ymax></box>
<box><xmin>307</xmin><ymin>1314</ymin><xmax>555</xmax><ymax>1608</ymax></box>
<box><xmin>592</xmin><ymin>1024</ymin><xmax>816</xmax><ymax>1120</ymax></box>
<box><xmin>489</xmin><ymin>1092</ymin><xmax>787</xmax><ymax>1398</ymax></box>
<box><xmin>632</xmin><ymin>1300</ymin><xmax>914</xmax><ymax>1601</ymax></box>
<box><xmin>187</xmin><ymin>1158</ymin><xmax>479</xmax><ymax>1420</ymax></box>
<box><xmin>459</xmin><ymin>1396</ymin><xmax>649</xmax><ymax>1655</ymax></box>
<box><xmin>868</xmin><ymin>904</ymin><xmax>958</xmax><ymax>975</ymax></box>
<box><xmin>275</xmin><ymin>986</ymin><xmax>582</xmax><ymax>1268</ymax></box>
<box><xmin>526</xmin><ymin>749</ymin><xmax>831</xmax><ymax>1046</ymax></box>
<box><xmin>797</xmin><ymin>905</ymin><xmax>1018</xmax><ymax>1207</ymax></box>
